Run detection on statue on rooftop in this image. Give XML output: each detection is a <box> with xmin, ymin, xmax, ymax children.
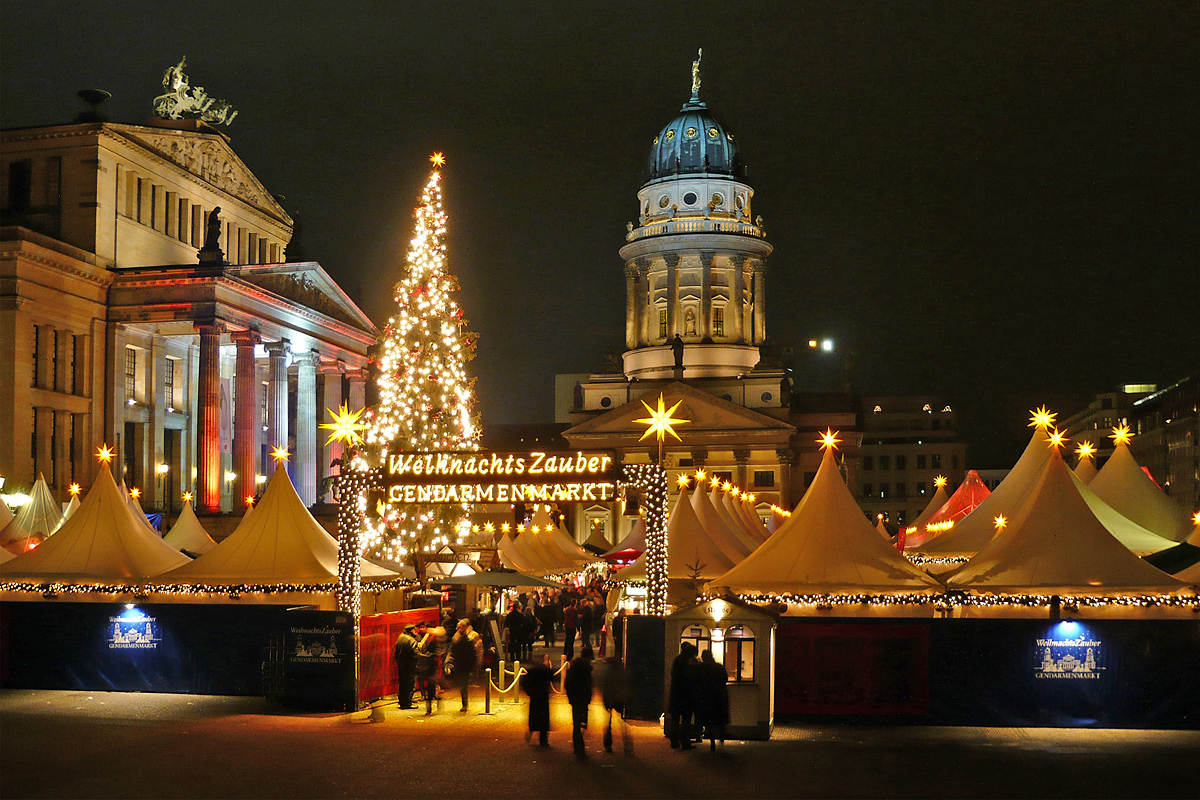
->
<box><xmin>154</xmin><ymin>56</ymin><xmax>238</xmax><ymax>126</ymax></box>
<box><xmin>691</xmin><ymin>48</ymin><xmax>703</xmax><ymax>95</ymax></box>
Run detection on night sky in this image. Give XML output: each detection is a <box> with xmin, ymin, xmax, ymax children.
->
<box><xmin>3</xmin><ymin>2</ymin><xmax>1197</xmax><ymax>466</ymax></box>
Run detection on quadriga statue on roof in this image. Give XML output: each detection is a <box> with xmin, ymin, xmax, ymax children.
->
<box><xmin>153</xmin><ymin>56</ymin><xmax>238</xmax><ymax>126</ymax></box>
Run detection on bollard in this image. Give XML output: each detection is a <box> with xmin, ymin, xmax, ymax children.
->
<box><xmin>483</xmin><ymin>668</ymin><xmax>493</xmax><ymax>715</ymax></box>
<box><xmin>512</xmin><ymin>660</ymin><xmax>520</xmax><ymax>704</ymax></box>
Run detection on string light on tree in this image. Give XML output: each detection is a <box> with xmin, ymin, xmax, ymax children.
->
<box><xmin>364</xmin><ymin>153</ymin><xmax>480</xmax><ymax>577</ymax></box>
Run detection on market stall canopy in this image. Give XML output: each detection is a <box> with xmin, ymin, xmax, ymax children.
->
<box><xmin>162</xmin><ymin>499</ymin><xmax>218</xmax><ymax>555</ymax></box>
<box><xmin>496</xmin><ymin>531</ymin><xmax>538</xmax><ymax>573</ymax></box>
<box><xmin>1071</xmin><ymin>475</ymin><xmax>1176</xmax><ymax>556</ymax></box>
<box><xmin>431</xmin><ymin>569</ymin><xmax>563</xmax><ymax>588</ymax></box>
<box><xmin>618</xmin><ymin>485</ymin><xmax>734</xmax><ymax>582</ymax></box>
<box><xmin>1087</xmin><ymin>440</ymin><xmax>1194</xmax><ymax>541</ymax></box>
<box><xmin>910</xmin><ymin>483</ymin><xmax>950</xmax><ymax>531</ymax></box>
<box><xmin>0</xmin><ymin>517</ymin><xmax>35</xmax><ymax>556</ymax></box>
<box><xmin>0</xmin><ymin>546</ymin><xmax>13</xmax><ymax>564</ymax></box>
<box><xmin>918</xmin><ymin>431</ymin><xmax>1051</xmax><ymax>556</ymax></box>
<box><xmin>0</xmin><ymin>498</ymin><xmax>12</xmax><ymax>530</ymax></box>
<box><xmin>905</xmin><ymin>471</ymin><xmax>992</xmax><ymax>549</ymax></box>
<box><xmin>875</xmin><ymin>517</ymin><xmax>891</xmax><ymax>539</ymax></box>
<box><xmin>5</xmin><ymin>474</ymin><xmax>66</xmax><ymax>552</ymax></box>
<box><xmin>948</xmin><ymin>448</ymin><xmax>1183</xmax><ymax>592</ymax></box>
<box><xmin>690</xmin><ymin>484</ymin><xmax>753</xmax><ymax>562</ymax></box>
<box><xmin>161</xmin><ymin>465</ymin><xmax>395</xmax><ymax>585</ymax></box>
<box><xmin>509</xmin><ymin>528</ymin><xmax>553</xmax><ymax>573</ymax></box>
<box><xmin>604</xmin><ymin>516</ymin><xmax>645</xmax><ymax>561</ymax></box>
<box><xmin>1074</xmin><ymin>452</ymin><xmax>1098</xmax><ymax>484</ymax></box>
<box><xmin>709</xmin><ymin>446</ymin><xmax>941</xmax><ymax>595</ymax></box>
<box><xmin>127</xmin><ymin>490</ymin><xmax>159</xmax><ymax>535</ymax></box>
<box><xmin>767</xmin><ymin>508</ymin><xmax>787</xmax><ymax>535</ymax></box>
<box><xmin>0</xmin><ymin>463</ymin><xmax>189</xmax><ymax>580</ymax></box>
<box><xmin>581</xmin><ymin>525</ymin><xmax>612</xmax><ymax>555</ymax></box>
<box><xmin>531</xmin><ymin>505</ymin><xmax>597</xmax><ymax>566</ymax></box>
<box><xmin>723</xmin><ymin>490</ymin><xmax>771</xmax><ymax>544</ymax></box>
<box><xmin>1142</xmin><ymin>514</ymin><xmax>1200</xmax><ymax>575</ymax></box>
<box><xmin>62</xmin><ymin>494</ymin><xmax>81</xmax><ymax>522</ymax></box>
<box><xmin>712</xmin><ymin>488</ymin><xmax>759</xmax><ymax>553</ymax></box>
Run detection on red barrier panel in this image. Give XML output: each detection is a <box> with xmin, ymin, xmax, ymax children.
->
<box><xmin>359</xmin><ymin>607</ymin><xmax>441</xmax><ymax>702</ymax></box>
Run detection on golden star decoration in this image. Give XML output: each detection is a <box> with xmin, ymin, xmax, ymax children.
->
<box><xmin>1047</xmin><ymin>428</ymin><xmax>1069</xmax><ymax>449</ymax></box>
<box><xmin>634</xmin><ymin>394</ymin><xmax>689</xmax><ymax>442</ymax></box>
<box><xmin>96</xmin><ymin>444</ymin><xmax>114</xmax><ymax>464</ymax></box>
<box><xmin>182</xmin><ymin>491</ymin><xmax>193</xmax><ymax>503</ymax></box>
<box><xmin>1110</xmin><ymin>424</ymin><xmax>1133</xmax><ymax>446</ymax></box>
<box><xmin>710</xmin><ymin>476</ymin><xmax>723</xmax><ymax>489</ymax></box>
<box><xmin>501</xmin><ymin>523</ymin><xmax>511</xmax><ymax>533</ymax></box>
<box><xmin>1076</xmin><ymin>441</ymin><xmax>1096</xmax><ymax>459</ymax></box>
<box><xmin>484</xmin><ymin>522</ymin><xmax>495</xmax><ymax>533</ymax></box>
<box><xmin>320</xmin><ymin>402</ymin><xmax>369</xmax><ymax>447</ymax></box>
<box><xmin>994</xmin><ymin>514</ymin><xmax>1007</xmax><ymax>530</ymax></box>
<box><xmin>68</xmin><ymin>483</ymin><xmax>81</xmax><ymax>496</ymax></box>
<box><xmin>817</xmin><ymin>428</ymin><xmax>842</xmax><ymax>451</ymax></box>
<box><xmin>694</xmin><ymin>469</ymin><xmax>707</xmax><ymax>482</ymax></box>
<box><xmin>676</xmin><ymin>475</ymin><xmax>691</xmax><ymax>489</ymax></box>
<box><xmin>270</xmin><ymin>446</ymin><xmax>291</xmax><ymax>464</ymax></box>
<box><xmin>1029</xmin><ymin>406</ymin><xmax>1057</xmax><ymax>429</ymax></box>
<box><xmin>934</xmin><ymin>475</ymin><xmax>948</xmax><ymax>489</ymax></box>
<box><xmin>245</xmin><ymin>495</ymin><xmax>256</xmax><ymax>507</ymax></box>
<box><xmin>430</xmin><ymin>152</ymin><xmax>445</xmax><ymax>167</ymax></box>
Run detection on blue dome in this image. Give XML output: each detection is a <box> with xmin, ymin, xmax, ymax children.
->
<box><xmin>646</xmin><ymin>94</ymin><xmax>742</xmax><ymax>182</ymax></box>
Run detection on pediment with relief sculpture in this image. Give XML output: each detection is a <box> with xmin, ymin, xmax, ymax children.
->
<box><xmin>115</xmin><ymin>125</ymin><xmax>291</xmax><ymax>224</ymax></box>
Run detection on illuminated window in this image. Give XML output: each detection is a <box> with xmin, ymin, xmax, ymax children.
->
<box><xmin>164</xmin><ymin>358</ymin><xmax>176</xmax><ymax>408</ymax></box>
<box><xmin>658</xmin><ymin>309</ymin><xmax>668</xmax><ymax>339</ymax></box>
<box><xmin>681</xmin><ymin>624</ymin><xmax>711</xmax><ymax>657</ymax></box>
<box><xmin>879</xmin><ymin>482</ymin><xmax>889</xmax><ymax>499</ymax></box>
<box><xmin>713</xmin><ymin>307</ymin><xmax>724</xmax><ymax>336</ymax></box>
<box><xmin>124</xmin><ymin>347</ymin><xmax>137</xmax><ymax>400</ymax></box>
<box><xmin>717</xmin><ymin>626</ymin><xmax>755</xmax><ymax>682</ymax></box>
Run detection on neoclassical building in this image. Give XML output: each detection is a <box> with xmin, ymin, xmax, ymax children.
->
<box><xmin>1</xmin><ymin>115</ymin><xmax>376</xmax><ymax>517</ymax></box>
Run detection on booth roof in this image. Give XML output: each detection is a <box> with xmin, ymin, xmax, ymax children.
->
<box><xmin>875</xmin><ymin>517</ymin><xmax>891</xmax><ymax>539</ymax></box>
<box><xmin>0</xmin><ymin>463</ymin><xmax>189</xmax><ymax>580</ymax></box>
<box><xmin>0</xmin><ymin>545</ymin><xmax>14</xmax><ymax>564</ymax></box>
<box><xmin>62</xmin><ymin>494</ymin><xmax>80</xmax><ymax>522</ymax></box>
<box><xmin>13</xmin><ymin>474</ymin><xmax>65</xmax><ymax>538</ymax></box>
<box><xmin>918</xmin><ymin>431</ymin><xmax>1050</xmax><ymax>556</ymax></box>
<box><xmin>163</xmin><ymin>499</ymin><xmax>218</xmax><ymax>555</ymax></box>
<box><xmin>1074</xmin><ymin>455</ymin><xmax>1098</xmax><ymax>485</ymax></box>
<box><xmin>708</xmin><ymin>447</ymin><xmax>941</xmax><ymax>594</ymax></box>
<box><xmin>531</xmin><ymin>505</ymin><xmax>597</xmax><ymax>567</ymax></box>
<box><xmin>581</xmin><ymin>525</ymin><xmax>611</xmax><ymax>555</ymax></box>
<box><xmin>723</xmin><ymin>490</ymin><xmax>772</xmax><ymax>544</ymax></box>
<box><xmin>604</xmin><ymin>515</ymin><xmax>646</xmax><ymax>559</ymax></box>
<box><xmin>691</xmin><ymin>486</ymin><xmax>753</xmax><ymax>563</ymax></box>
<box><xmin>1088</xmin><ymin>442</ymin><xmax>1194</xmax><ymax>541</ymax></box>
<box><xmin>1072</xmin><ymin>473</ymin><xmax>1176</xmax><ymax>556</ymax></box>
<box><xmin>496</xmin><ymin>531</ymin><xmax>537</xmax><ymax>573</ymax></box>
<box><xmin>910</xmin><ymin>484</ymin><xmax>950</xmax><ymax>531</ymax></box>
<box><xmin>0</xmin><ymin>498</ymin><xmax>12</xmax><ymax>529</ymax></box>
<box><xmin>948</xmin><ymin>448</ymin><xmax>1183</xmax><ymax>592</ymax></box>
<box><xmin>619</xmin><ymin>485</ymin><xmax>735</xmax><ymax>582</ymax></box>
<box><xmin>160</xmin><ymin>464</ymin><xmax>395</xmax><ymax>584</ymax></box>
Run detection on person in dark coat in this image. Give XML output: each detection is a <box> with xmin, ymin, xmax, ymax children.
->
<box><xmin>521</xmin><ymin>605</ymin><xmax>537</xmax><ymax>661</ymax></box>
<box><xmin>667</xmin><ymin>642</ymin><xmax>699</xmax><ymax>749</ymax></box>
<box><xmin>520</xmin><ymin>654</ymin><xmax>554</xmax><ymax>746</ymax></box>
<box><xmin>578</xmin><ymin>599</ymin><xmax>594</xmax><ymax>650</ymax></box>
<box><xmin>696</xmin><ymin>649</ymin><xmax>731</xmax><ymax>751</ymax></box>
<box><xmin>504</xmin><ymin>605</ymin><xmax>524</xmax><ymax>662</ymax></box>
<box><xmin>564</xmin><ymin>647</ymin><xmax>594</xmax><ymax>758</ymax></box>
<box><xmin>393</xmin><ymin>623</ymin><xmax>419</xmax><ymax>710</ymax></box>
<box><xmin>414</xmin><ymin>632</ymin><xmax>439</xmax><ymax>715</ymax></box>
<box><xmin>600</xmin><ymin>655</ymin><xmax>632</xmax><ymax>755</ymax></box>
<box><xmin>562</xmin><ymin>600</ymin><xmax>578</xmax><ymax>661</ymax></box>
<box><xmin>448</xmin><ymin>620</ymin><xmax>479</xmax><ymax>712</ymax></box>
<box><xmin>536</xmin><ymin>601</ymin><xmax>556</xmax><ymax>648</ymax></box>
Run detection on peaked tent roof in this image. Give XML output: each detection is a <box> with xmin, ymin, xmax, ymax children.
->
<box><xmin>511</xmin><ymin>528</ymin><xmax>554</xmax><ymax>573</ymax></box>
<box><xmin>1071</xmin><ymin>473</ymin><xmax>1176</xmax><ymax>555</ymax></box>
<box><xmin>0</xmin><ymin>498</ymin><xmax>12</xmax><ymax>529</ymax></box>
<box><xmin>14</xmin><ymin>474</ymin><xmax>65</xmax><ymax>538</ymax></box>
<box><xmin>918</xmin><ymin>431</ymin><xmax>1051</xmax><ymax>555</ymax></box>
<box><xmin>1074</xmin><ymin>455</ymin><xmax>1098</xmax><ymax>484</ymax></box>
<box><xmin>690</xmin><ymin>486</ymin><xmax>752</xmax><ymax>562</ymax></box>
<box><xmin>0</xmin><ymin>463</ymin><xmax>189</xmax><ymax>580</ymax></box>
<box><xmin>62</xmin><ymin>495</ymin><xmax>80</xmax><ymax>521</ymax></box>
<box><xmin>127</xmin><ymin>491</ymin><xmax>158</xmax><ymax>535</ymax></box>
<box><xmin>163</xmin><ymin>500</ymin><xmax>218</xmax><ymax>555</ymax></box>
<box><xmin>161</xmin><ymin>465</ymin><xmax>394</xmax><ymax>584</ymax></box>
<box><xmin>709</xmin><ymin>447</ymin><xmax>942</xmax><ymax>594</ymax></box>
<box><xmin>0</xmin><ymin>517</ymin><xmax>37</xmax><ymax>555</ymax></box>
<box><xmin>1087</xmin><ymin>442</ymin><xmax>1193</xmax><ymax>541</ymax></box>
<box><xmin>0</xmin><ymin>546</ymin><xmax>13</xmax><ymax>564</ymax></box>
<box><xmin>905</xmin><ymin>471</ymin><xmax>991</xmax><ymax>548</ymax></box>
<box><xmin>875</xmin><ymin>517</ymin><xmax>891</xmax><ymax>539</ymax></box>
<box><xmin>1142</xmin><ymin>542</ymin><xmax>1200</xmax><ymax>575</ymax></box>
<box><xmin>531</xmin><ymin>505</ymin><xmax>596</xmax><ymax>566</ymax></box>
<box><xmin>604</xmin><ymin>516</ymin><xmax>646</xmax><ymax>559</ymax></box>
<box><xmin>496</xmin><ymin>531</ymin><xmax>538</xmax><ymax>573</ymax></box>
<box><xmin>581</xmin><ymin>525</ymin><xmax>612</xmax><ymax>555</ymax></box>
<box><xmin>767</xmin><ymin>509</ymin><xmax>787</xmax><ymax>534</ymax></box>
<box><xmin>723</xmin><ymin>491</ymin><xmax>771</xmax><ymax>544</ymax></box>
<box><xmin>619</xmin><ymin>486</ymin><xmax>735</xmax><ymax>582</ymax></box>
<box><xmin>947</xmin><ymin>449</ymin><xmax>1183</xmax><ymax>592</ymax></box>
<box><xmin>910</xmin><ymin>485</ymin><xmax>950</xmax><ymax>530</ymax></box>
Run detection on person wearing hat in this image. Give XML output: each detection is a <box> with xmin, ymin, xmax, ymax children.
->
<box><xmin>393</xmin><ymin>623</ymin><xmax>420</xmax><ymax>710</ymax></box>
<box><xmin>448</xmin><ymin>619</ymin><xmax>480</xmax><ymax>711</ymax></box>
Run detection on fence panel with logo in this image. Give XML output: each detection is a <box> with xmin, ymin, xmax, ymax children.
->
<box><xmin>358</xmin><ymin>607</ymin><xmax>442</xmax><ymax>702</ymax></box>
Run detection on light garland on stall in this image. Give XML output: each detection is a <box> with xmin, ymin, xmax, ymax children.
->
<box><xmin>0</xmin><ymin>577</ymin><xmax>414</xmax><ymax>599</ymax></box>
<box><xmin>706</xmin><ymin>589</ymin><xmax>1200</xmax><ymax>612</ymax></box>
<box><xmin>904</xmin><ymin>553</ymin><xmax>969</xmax><ymax>566</ymax></box>
<box><xmin>620</xmin><ymin>463</ymin><xmax>668</xmax><ymax>615</ymax></box>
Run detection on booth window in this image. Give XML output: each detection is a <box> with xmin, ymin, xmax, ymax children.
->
<box><xmin>717</xmin><ymin>625</ymin><xmax>755</xmax><ymax>682</ymax></box>
<box><xmin>681</xmin><ymin>624</ymin><xmax>711</xmax><ymax>656</ymax></box>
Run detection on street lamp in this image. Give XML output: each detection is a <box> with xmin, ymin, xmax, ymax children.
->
<box><xmin>156</xmin><ymin>463</ymin><xmax>171</xmax><ymax>518</ymax></box>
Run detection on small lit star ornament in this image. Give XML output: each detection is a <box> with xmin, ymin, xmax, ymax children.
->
<box><xmin>129</xmin><ymin>487</ymin><xmax>141</xmax><ymax>499</ymax></box>
<box><xmin>694</xmin><ymin>469</ymin><xmax>707</xmax><ymax>482</ymax></box>
<box><xmin>270</xmin><ymin>446</ymin><xmax>291</xmax><ymax>464</ymax></box>
<box><xmin>96</xmin><ymin>444</ymin><xmax>114</xmax><ymax>464</ymax></box>
<box><xmin>68</xmin><ymin>483</ymin><xmax>81</xmax><ymax>496</ymax></box>
<box><xmin>1076</xmin><ymin>441</ymin><xmax>1096</xmax><ymax>459</ymax></box>
<box><xmin>1193</xmin><ymin>511</ymin><xmax>1200</xmax><ymax>526</ymax></box>
<box><xmin>1028</xmin><ymin>406</ymin><xmax>1057</xmax><ymax>429</ymax></box>
<box><xmin>484</xmin><ymin>522</ymin><xmax>495</xmax><ymax>533</ymax></box>
<box><xmin>245</xmin><ymin>495</ymin><xmax>256</xmax><ymax>508</ymax></box>
<box><xmin>1047</xmin><ymin>428</ymin><xmax>1069</xmax><ymax>449</ymax></box>
<box><xmin>676</xmin><ymin>475</ymin><xmax>691</xmax><ymax>489</ymax></box>
<box><xmin>817</xmin><ymin>428</ymin><xmax>842</xmax><ymax>451</ymax></box>
<box><xmin>934</xmin><ymin>475</ymin><xmax>948</xmax><ymax>489</ymax></box>
<box><xmin>320</xmin><ymin>402</ymin><xmax>368</xmax><ymax>447</ymax></box>
<box><xmin>430</xmin><ymin>152</ymin><xmax>445</xmax><ymax>167</ymax></box>
<box><xmin>501</xmin><ymin>522</ymin><xmax>511</xmax><ymax>533</ymax></box>
<box><xmin>994</xmin><ymin>514</ymin><xmax>1007</xmax><ymax>531</ymax></box>
<box><xmin>1110</xmin><ymin>424</ymin><xmax>1133</xmax><ymax>446</ymax></box>
<box><xmin>182</xmin><ymin>491</ymin><xmax>193</xmax><ymax>503</ymax></box>
<box><xmin>747</xmin><ymin>494</ymin><xmax>756</xmax><ymax>503</ymax></box>
<box><xmin>710</xmin><ymin>476</ymin><xmax>723</xmax><ymax>489</ymax></box>
<box><xmin>634</xmin><ymin>394</ymin><xmax>689</xmax><ymax>442</ymax></box>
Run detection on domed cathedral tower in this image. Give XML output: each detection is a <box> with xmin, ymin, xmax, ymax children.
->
<box><xmin>621</xmin><ymin>49</ymin><xmax>773</xmax><ymax>379</ymax></box>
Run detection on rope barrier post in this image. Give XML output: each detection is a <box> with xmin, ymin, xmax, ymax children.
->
<box><xmin>482</xmin><ymin>668</ymin><xmax>494</xmax><ymax>715</ymax></box>
<box><xmin>512</xmin><ymin>660</ymin><xmax>520</xmax><ymax>704</ymax></box>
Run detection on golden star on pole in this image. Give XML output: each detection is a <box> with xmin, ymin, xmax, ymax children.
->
<box><xmin>430</xmin><ymin>152</ymin><xmax>445</xmax><ymax>168</ymax></box>
<box><xmin>934</xmin><ymin>475</ymin><xmax>948</xmax><ymax>489</ymax></box>
<box><xmin>1047</xmin><ymin>428</ymin><xmax>1069</xmax><ymax>449</ymax></box>
<box><xmin>634</xmin><ymin>394</ymin><xmax>689</xmax><ymax>443</ymax></box>
<box><xmin>96</xmin><ymin>444</ymin><xmax>114</xmax><ymax>464</ymax></box>
<box><xmin>694</xmin><ymin>469</ymin><xmax>707</xmax><ymax>482</ymax></box>
<box><xmin>817</xmin><ymin>428</ymin><xmax>841</xmax><ymax>451</ymax></box>
<box><xmin>129</xmin><ymin>487</ymin><xmax>141</xmax><ymax>499</ymax></box>
<box><xmin>1110</xmin><ymin>424</ymin><xmax>1133</xmax><ymax>446</ymax></box>
<box><xmin>320</xmin><ymin>402</ymin><xmax>368</xmax><ymax>447</ymax></box>
<box><xmin>1028</xmin><ymin>406</ymin><xmax>1056</xmax><ymax>429</ymax></box>
<box><xmin>994</xmin><ymin>514</ymin><xmax>1007</xmax><ymax>531</ymax></box>
<box><xmin>68</xmin><ymin>483</ymin><xmax>81</xmax><ymax>496</ymax></box>
<box><xmin>182</xmin><ymin>491</ymin><xmax>193</xmax><ymax>503</ymax></box>
<box><xmin>676</xmin><ymin>474</ymin><xmax>691</xmax><ymax>490</ymax></box>
<box><xmin>1076</xmin><ymin>441</ymin><xmax>1096</xmax><ymax>459</ymax></box>
<box><xmin>270</xmin><ymin>445</ymin><xmax>291</xmax><ymax>464</ymax></box>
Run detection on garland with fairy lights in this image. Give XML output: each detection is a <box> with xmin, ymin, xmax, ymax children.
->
<box><xmin>905</xmin><ymin>553</ymin><xmax>970</xmax><ymax>566</ymax></box>
<box><xmin>708</xmin><ymin>589</ymin><xmax>1200</xmax><ymax>612</ymax></box>
<box><xmin>0</xmin><ymin>577</ymin><xmax>414</xmax><ymax>599</ymax></box>
<box><xmin>619</xmin><ymin>463</ymin><xmax>668</xmax><ymax>615</ymax></box>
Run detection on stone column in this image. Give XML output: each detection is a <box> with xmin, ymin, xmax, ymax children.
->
<box><xmin>295</xmin><ymin>351</ymin><xmax>319</xmax><ymax>507</ymax></box>
<box><xmin>752</xmin><ymin>261</ymin><xmax>767</xmax><ymax>344</ymax></box>
<box><xmin>321</xmin><ymin>361</ymin><xmax>345</xmax><ymax>501</ymax></box>
<box><xmin>731</xmin><ymin>256</ymin><xmax>746</xmax><ymax>343</ymax></box>
<box><xmin>700</xmin><ymin>252</ymin><xmax>714</xmax><ymax>341</ymax></box>
<box><xmin>733</xmin><ymin>448</ymin><xmax>751</xmax><ymax>489</ymax></box>
<box><xmin>665</xmin><ymin>254</ymin><xmax>680</xmax><ymax>340</ymax></box>
<box><xmin>265</xmin><ymin>340</ymin><xmax>290</xmax><ymax>458</ymax></box>
<box><xmin>54</xmin><ymin>410</ymin><xmax>72</xmax><ymax>491</ymax></box>
<box><xmin>636</xmin><ymin>259</ymin><xmax>650</xmax><ymax>346</ymax></box>
<box><xmin>776</xmin><ymin>448</ymin><xmax>795</xmax><ymax>509</ymax></box>
<box><xmin>33</xmin><ymin>407</ymin><xmax>52</xmax><ymax>481</ymax></box>
<box><xmin>347</xmin><ymin>368</ymin><xmax>367</xmax><ymax>414</ymax></box>
<box><xmin>624</xmin><ymin>265</ymin><xmax>638</xmax><ymax>350</ymax></box>
<box><xmin>232</xmin><ymin>330</ymin><xmax>260</xmax><ymax>507</ymax></box>
<box><xmin>195</xmin><ymin>322</ymin><xmax>224</xmax><ymax>513</ymax></box>
<box><xmin>690</xmin><ymin>448</ymin><xmax>708</xmax><ymax>470</ymax></box>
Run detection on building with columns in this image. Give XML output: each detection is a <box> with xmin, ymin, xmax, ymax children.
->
<box><xmin>1</xmin><ymin>116</ymin><xmax>376</xmax><ymax>518</ymax></box>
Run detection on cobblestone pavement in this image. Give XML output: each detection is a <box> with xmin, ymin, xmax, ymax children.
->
<box><xmin>1</xmin><ymin>687</ymin><xmax>1196</xmax><ymax>799</ymax></box>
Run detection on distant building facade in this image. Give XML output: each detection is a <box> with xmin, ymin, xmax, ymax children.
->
<box><xmin>1</xmin><ymin>116</ymin><xmax>376</xmax><ymax>516</ymax></box>
<box><xmin>1130</xmin><ymin>377</ymin><xmax>1199</xmax><ymax>512</ymax></box>
<box><xmin>1062</xmin><ymin>384</ymin><xmax>1156</xmax><ymax>466</ymax></box>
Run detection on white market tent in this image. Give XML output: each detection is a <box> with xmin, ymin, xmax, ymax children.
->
<box><xmin>910</xmin><ymin>483</ymin><xmax>950</xmax><ymax>530</ymax></box>
<box><xmin>160</xmin><ymin>464</ymin><xmax>396</xmax><ymax>585</ymax></box>
<box><xmin>690</xmin><ymin>485</ymin><xmax>753</xmax><ymax>562</ymax></box>
<box><xmin>711</xmin><ymin>489</ymin><xmax>757</xmax><ymax>551</ymax></box>
<box><xmin>0</xmin><ymin>462</ymin><xmax>189</xmax><ymax>581</ymax></box>
<box><xmin>0</xmin><ymin>547</ymin><xmax>13</xmax><ymax>565</ymax></box>
<box><xmin>531</xmin><ymin>505</ymin><xmax>596</xmax><ymax>567</ymax></box>
<box><xmin>948</xmin><ymin>448</ymin><xmax>1183</xmax><ymax>593</ymax></box>
<box><xmin>0</xmin><ymin>498</ymin><xmax>12</xmax><ymax>530</ymax></box>
<box><xmin>163</xmin><ymin>499</ymin><xmax>218</xmax><ymax>555</ymax></box>
<box><xmin>875</xmin><ymin>516</ymin><xmax>891</xmax><ymax>539</ymax></box>
<box><xmin>127</xmin><ymin>491</ymin><xmax>159</xmax><ymax>535</ymax></box>
<box><xmin>2</xmin><ymin>474</ymin><xmax>66</xmax><ymax>554</ymax></box>
<box><xmin>1088</xmin><ymin>440</ymin><xmax>1194</xmax><ymax>542</ymax></box>
<box><xmin>496</xmin><ymin>530</ymin><xmax>539</xmax><ymax>573</ymax></box>
<box><xmin>708</xmin><ymin>446</ymin><xmax>942</xmax><ymax>595</ymax></box>
<box><xmin>766</xmin><ymin>508</ymin><xmax>787</xmax><ymax>535</ymax></box>
<box><xmin>62</xmin><ymin>494</ymin><xmax>81</xmax><ymax>521</ymax></box>
<box><xmin>918</xmin><ymin>428</ymin><xmax>1053</xmax><ymax>557</ymax></box>
<box><xmin>618</xmin><ymin>484</ymin><xmax>735</xmax><ymax>585</ymax></box>
<box><xmin>511</xmin><ymin>528</ymin><xmax>556</xmax><ymax>572</ymax></box>
<box><xmin>723</xmin><ymin>491</ymin><xmax>771</xmax><ymax>543</ymax></box>
<box><xmin>581</xmin><ymin>525</ymin><xmax>612</xmax><ymax>555</ymax></box>
<box><xmin>1072</xmin><ymin>476</ymin><xmax>1176</xmax><ymax>556</ymax></box>
<box><xmin>1074</xmin><ymin>451</ymin><xmax>1098</xmax><ymax>484</ymax></box>
<box><xmin>603</xmin><ymin>515</ymin><xmax>645</xmax><ymax>560</ymax></box>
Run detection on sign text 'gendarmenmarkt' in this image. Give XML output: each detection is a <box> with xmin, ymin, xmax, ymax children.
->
<box><xmin>379</xmin><ymin>451</ymin><xmax>620</xmax><ymax>504</ymax></box>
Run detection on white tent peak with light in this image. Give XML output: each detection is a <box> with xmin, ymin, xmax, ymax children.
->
<box><xmin>619</xmin><ymin>484</ymin><xmax>735</xmax><ymax>584</ymax></box>
<box><xmin>1088</xmin><ymin>437</ymin><xmax>1193</xmax><ymax>541</ymax></box>
<box><xmin>163</xmin><ymin>499</ymin><xmax>218</xmax><ymax>555</ymax></box>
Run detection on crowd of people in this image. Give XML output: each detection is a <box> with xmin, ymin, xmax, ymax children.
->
<box><xmin>501</xmin><ymin>581</ymin><xmax>626</xmax><ymax>663</ymax></box>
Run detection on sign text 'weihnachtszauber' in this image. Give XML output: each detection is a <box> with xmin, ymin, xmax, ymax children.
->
<box><xmin>381</xmin><ymin>451</ymin><xmax>619</xmax><ymax>504</ymax></box>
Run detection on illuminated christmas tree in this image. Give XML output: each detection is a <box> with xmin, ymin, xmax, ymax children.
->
<box><xmin>365</xmin><ymin>153</ymin><xmax>479</xmax><ymax>578</ymax></box>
